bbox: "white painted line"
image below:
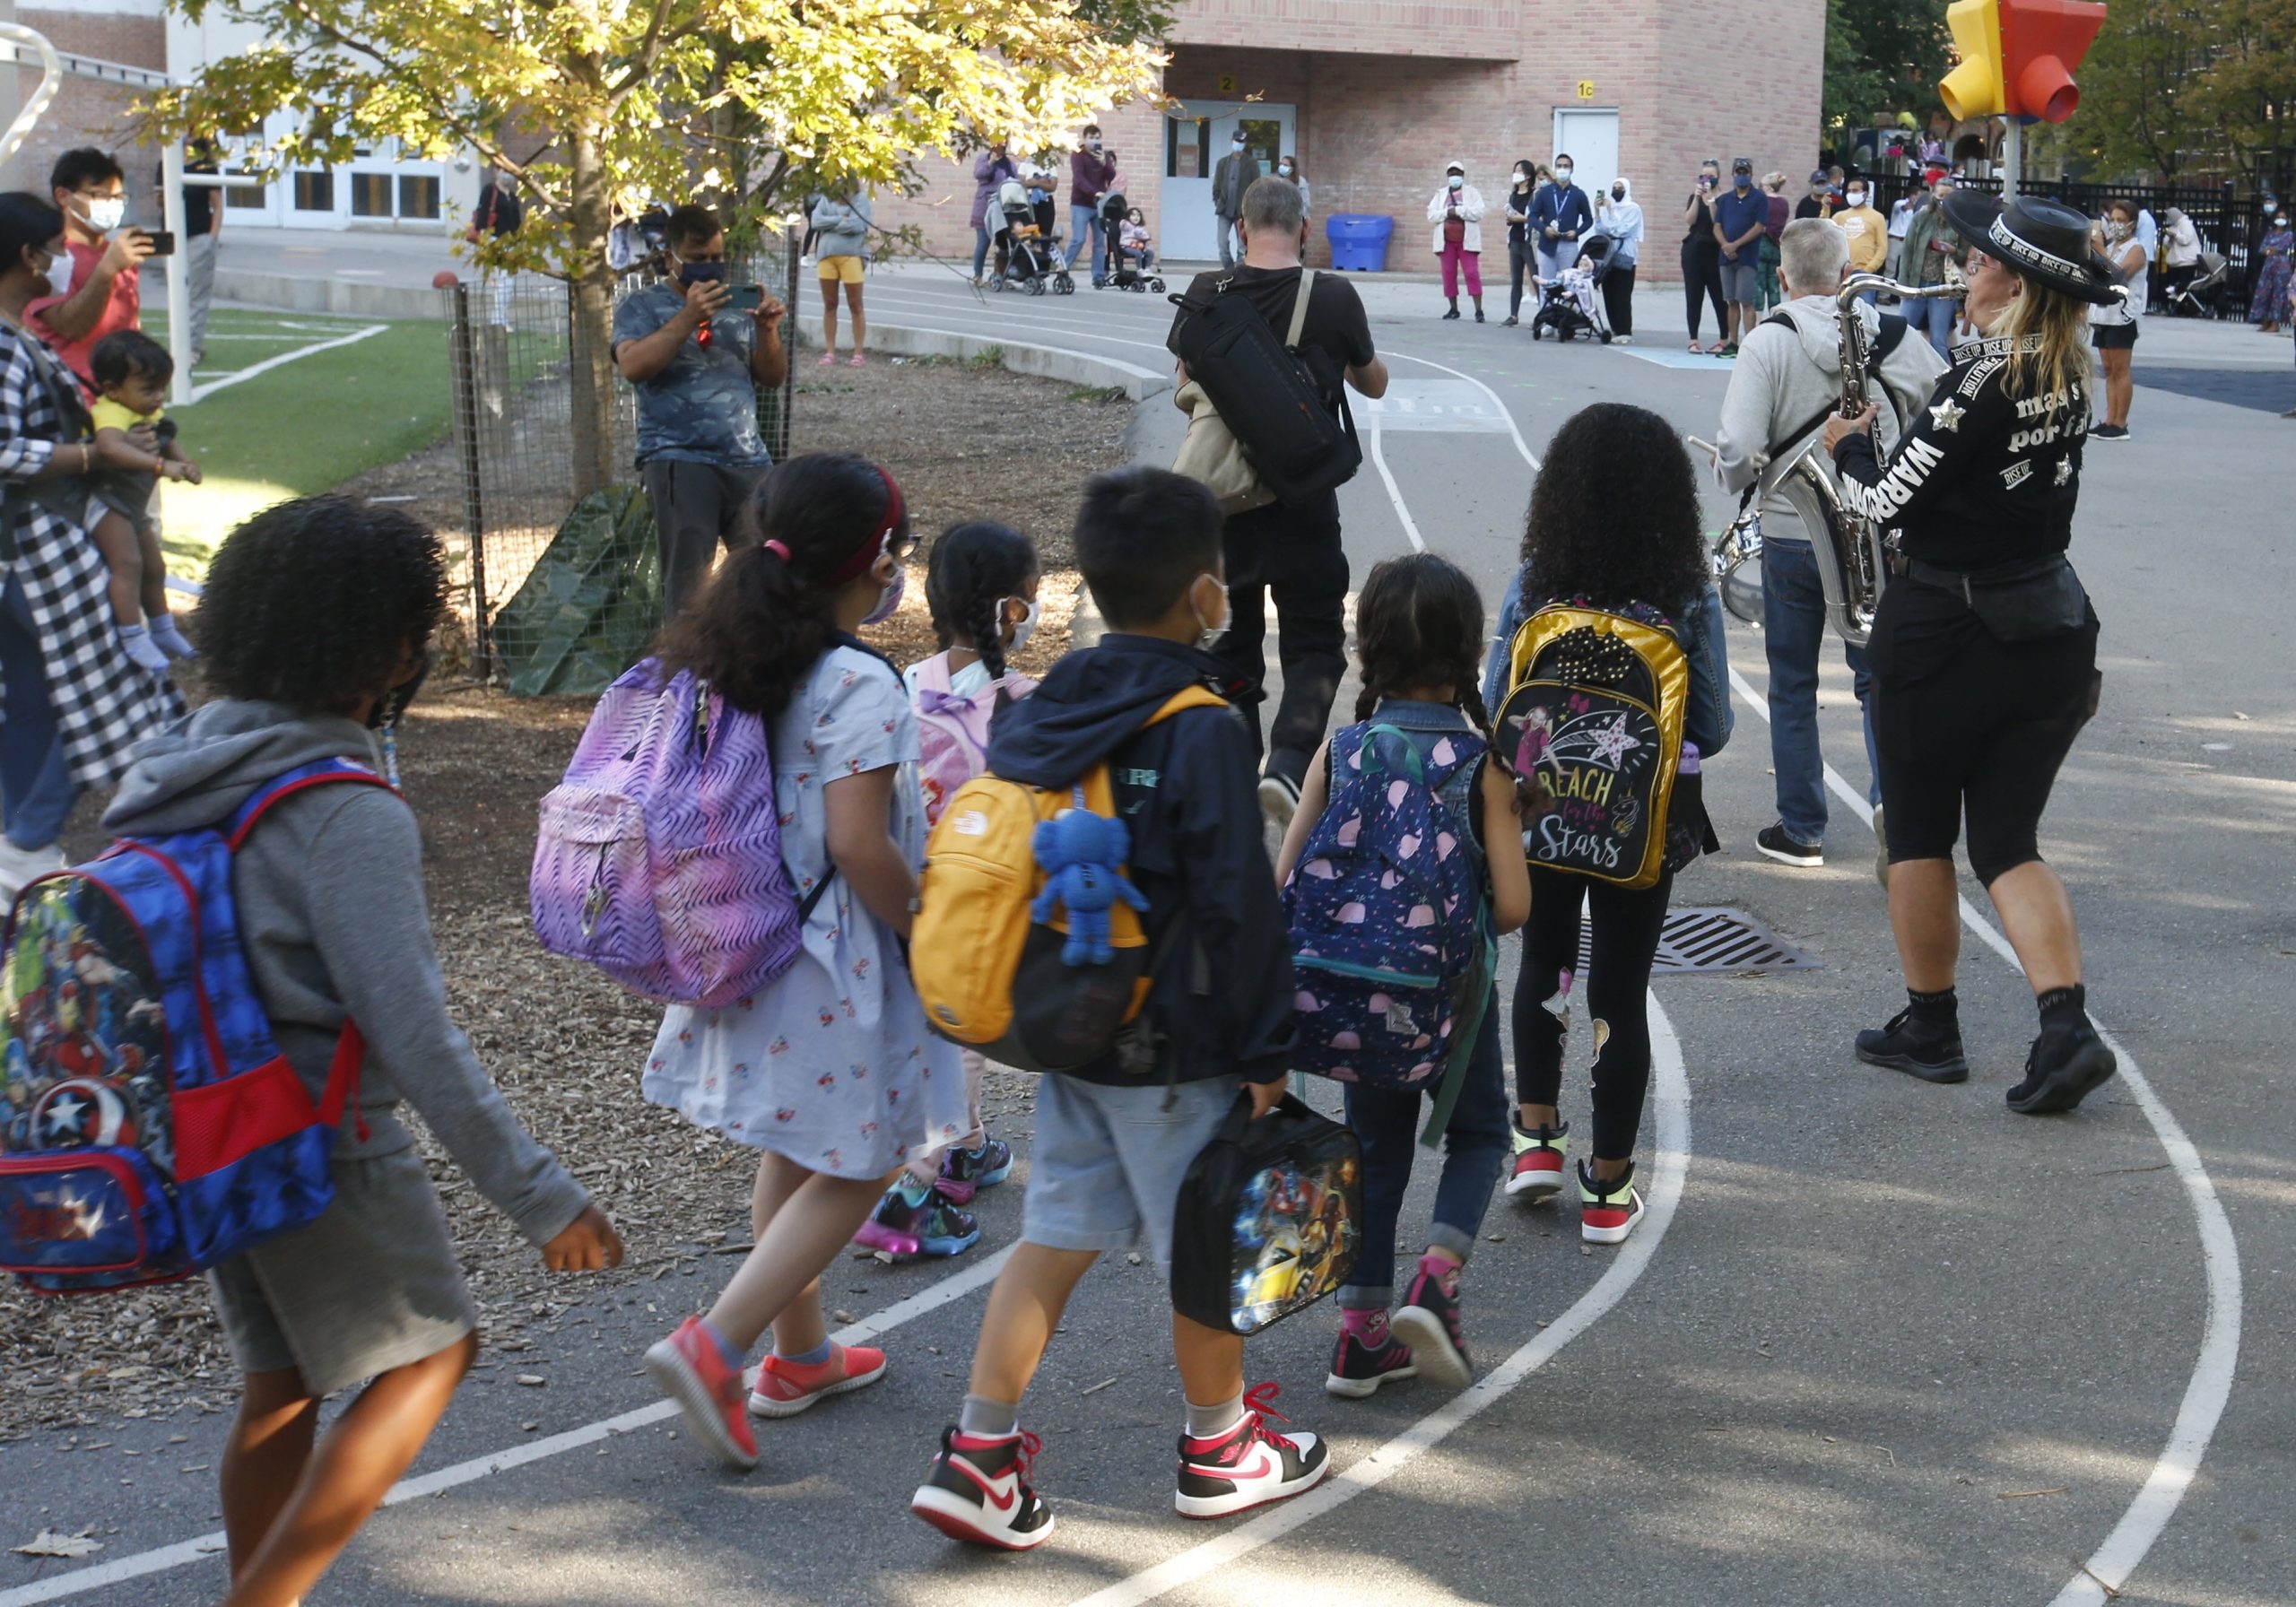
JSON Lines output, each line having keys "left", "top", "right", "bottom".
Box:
{"left": 1065, "top": 995, "right": 1691, "bottom": 1607}
{"left": 0, "top": 1245, "right": 1016, "bottom": 1607}
{"left": 1365, "top": 417, "right": 1425, "bottom": 552}
{"left": 1382, "top": 351, "right": 1543, "bottom": 473}
{"left": 1724, "top": 663, "right": 2243, "bottom": 1607}
{"left": 178, "top": 324, "right": 390, "bottom": 407}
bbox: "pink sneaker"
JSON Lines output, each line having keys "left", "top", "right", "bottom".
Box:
{"left": 748, "top": 1342, "right": 888, "bottom": 1419}
{"left": 644, "top": 1316, "right": 757, "bottom": 1469}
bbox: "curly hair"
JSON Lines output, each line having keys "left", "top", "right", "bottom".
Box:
{"left": 196, "top": 496, "right": 446, "bottom": 712}
{"left": 1352, "top": 552, "right": 1492, "bottom": 738}
{"left": 924, "top": 520, "right": 1038, "bottom": 685}
{"left": 1518, "top": 403, "right": 1709, "bottom": 618}
{"left": 655, "top": 452, "right": 903, "bottom": 717}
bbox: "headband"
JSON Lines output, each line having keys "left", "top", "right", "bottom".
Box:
{"left": 760, "top": 466, "right": 906, "bottom": 586}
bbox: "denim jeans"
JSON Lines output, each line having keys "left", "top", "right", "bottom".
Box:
{"left": 0, "top": 572, "right": 80, "bottom": 851}
{"left": 1069, "top": 205, "right": 1106, "bottom": 282}
{"left": 1337, "top": 991, "right": 1509, "bottom": 1310}
{"left": 972, "top": 224, "right": 993, "bottom": 280}
{"left": 1904, "top": 291, "right": 1956, "bottom": 359}
{"left": 1761, "top": 537, "right": 1879, "bottom": 846}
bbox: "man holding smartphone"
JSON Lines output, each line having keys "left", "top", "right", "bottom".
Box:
{"left": 612, "top": 204, "right": 789, "bottom": 616}
{"left": 30, "top": 148, "right": 152, "bottom": 392}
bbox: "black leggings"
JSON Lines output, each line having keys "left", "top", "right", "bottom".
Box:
{"left": 1513, "top": 866, "right": 1674, "bottom": 1161}
{"left": 1603, "top": 261, "right": 1637, "bottom": 335}
{"left": 1681, "top": 236, "right": 1726, "bottom": 341}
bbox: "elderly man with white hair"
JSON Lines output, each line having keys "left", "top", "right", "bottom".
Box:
{"left": 1713, "top": 217, "right": 1945, "bottom": 877}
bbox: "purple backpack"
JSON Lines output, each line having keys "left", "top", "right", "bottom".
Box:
{"left": 530, "top": 661, "right": 823, "bottom": 1008}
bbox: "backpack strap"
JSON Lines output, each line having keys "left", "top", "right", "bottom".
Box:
{"left": 1283, "top": 269, "right": 1316, "bottom": 352}
{"left": 1143, "top": 685, "right": 1229, "bottom": 727}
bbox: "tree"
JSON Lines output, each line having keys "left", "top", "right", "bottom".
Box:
{"left": 2036, "top": 0, "right": 2292, "bottom": 185}
{"left": 1823, "top": 0, "right": 1952, "bottom": 132}
{"left": 152, "top": 0, "right": 1168, "bottom": 492}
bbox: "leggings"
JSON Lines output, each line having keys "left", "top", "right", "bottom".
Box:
{"left": 1440, "top": 241, "right": 1483, "bottom": 300}
{"left": 1513, "top": 865, "right": 1674, "bottom": 1161}
{"left": 1602, "top": 260, "right": 1637, "bottom": 335}
{"left": 1681, "top": 235, "right": 1726, "bottom": 341}
{"left": 1509, "top": 236, "right": 1534, "bottom": 317}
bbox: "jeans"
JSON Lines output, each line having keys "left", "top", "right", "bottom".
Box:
{"left": 0, "top": 572, "right": 80, "bottom": 851}
{"left": 1069, "top": 205, "right": 1107, "bottom": 282}
{"left": 1514, "top": 866, "right": 1673, "bottom": 1161}
{"left": 972, "top": 224, "right": 993, "bottom": 280}
{"left": 1217, "top": 214, "right": 1239, "bottom": 270}
{"left": 1535, "top": 239, "right": 1581, "bottom": 280}
{"left": 1337, "top": 992, "right": 1509, "bottom": 1310}
{"left": 1904, "top": 291, "right": 1956, "bottom": 359}
{"left": 1761, "top": 537, "right": 1879, "bottom": 846}
{"left": 1508, "top": 236, "right": 1534, "bottom": 317}
{"left": 1756, "top": 238, "right": 1782, "bottom": 311}
{"left": 1209, "top": 492, "right": 1348, "bottom": 780}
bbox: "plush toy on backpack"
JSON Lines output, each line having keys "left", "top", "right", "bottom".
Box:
{"left": 1032, "top": 810, "right": 1145, "bottom": 965}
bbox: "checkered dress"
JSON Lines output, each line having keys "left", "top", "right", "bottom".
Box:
{"left": 0, "top": 320, "right": 184, "bottom": 789}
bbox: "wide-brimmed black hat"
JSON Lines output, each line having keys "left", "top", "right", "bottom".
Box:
{"left": 1943, "top": 191, "right": 2121, "bottom": 306}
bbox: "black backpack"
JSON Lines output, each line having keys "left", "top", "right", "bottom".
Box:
{"left": 1170, "top": 1090, "right": 1361, "bottom": 1335}
{"left": 1167, "top": 271, "right": 1361, "bottom": 507}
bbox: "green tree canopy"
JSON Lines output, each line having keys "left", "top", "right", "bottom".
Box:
{"left": 1823, "top": 0, "right": 1952, "bottom": 132}
{"left": 2036, "top": 0, "right": 2294, "bottom": 185}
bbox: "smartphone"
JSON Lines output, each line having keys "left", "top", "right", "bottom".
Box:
{"left": 726, "top": 283, "right": 764, "bottom": 311}
{"left": 144, "top": 230, "right": 176, "bottom": 256}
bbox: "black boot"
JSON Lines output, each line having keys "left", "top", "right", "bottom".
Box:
{"left": 1855, "top": 1006, "right": 1969, "bottom": 1084}
{"left": 2006, "top": 1022, "right": 2118, "bottom": 1115}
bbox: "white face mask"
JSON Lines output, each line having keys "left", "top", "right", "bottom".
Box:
{"left": 1279, "top": 163, "right": 1293, "bottom": 178}
{"left": 77, "top": 195, "right": 126, "bottom": 234}
{"left": 1845, "top": 190, "right": 1867, "bottom": 207}
{"left": 999, "top": 595, "right": 1040, "bottom": 656}
{"left": 1191, "top": 574, "right": 1231, "bottom": 651}
{"left": 1514, "top": 169, "right": 1530, "bottom": 186}
{"left": 1231, "top": 138, "right": 1246, "bottom": 152}
{"left": 1555, "top": 167, "right": 1573, "bottom": 183}
{"left": 39, "top": 249, "right": 74, "bottom": 299}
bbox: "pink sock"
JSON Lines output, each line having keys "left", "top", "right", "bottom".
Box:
{"left": 1341, "top": 1307, "right": 1389, "bottom": 1342}
{"left": 1418, "top": 1253, "right": 1461, "bottom": 1296}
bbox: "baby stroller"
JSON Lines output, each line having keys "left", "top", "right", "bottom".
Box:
{"left": 2164, "top": 250, "right": 2232, "bottom": 318}
{"left": 1526, "top": 232, "right": 1614, "bottom": 343}
{"left": 1097, "top": 192, "right": 1165, "bottom": 293}
{"left": 993, "top": 178, "right": 1075, "bottom": 296}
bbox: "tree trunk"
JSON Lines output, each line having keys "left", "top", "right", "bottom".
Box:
{"left": 567, "top": 126, "right": 619, "bottom": 500}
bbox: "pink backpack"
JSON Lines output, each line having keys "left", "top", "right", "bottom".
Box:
{"left": 910, "top": 651, "right": 1036, "bottom": 826}
{"left": 530, "top": 660, "right": 822, "bottom": 1008}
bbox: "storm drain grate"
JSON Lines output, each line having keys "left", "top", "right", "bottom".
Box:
{"left": 1571, "top": 906, "right": 1822, "bottom": 979}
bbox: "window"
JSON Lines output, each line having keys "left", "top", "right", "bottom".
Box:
{"left": 397, "top": 174, "right": 441, "bottom": 220}
{"left": 291, "top": 170, "right": 334, "bottom": 212}
{"left": 226, "top": 185, "right": 268, "bottom": 212}
{"left": 350, "top": 173, "right": 393, "bottom": 217}
{"left": 1237, "top": 118, "right": 1282, "bottom": 170}
{"left": 1168, "top": 117, "right": 1211, "bottom": 180}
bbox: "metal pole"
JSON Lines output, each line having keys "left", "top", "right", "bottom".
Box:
{"left": 780, "top": 222, "right": 799, "bottom": 458}
{"left": 159, "top": 139, "right": 191, "bottom": 406}
{"left": 2003, "top": 121, "right": 2022, "bottom": 205}
{"left": 447, "top": 282, "right": 491, "bottom": 679}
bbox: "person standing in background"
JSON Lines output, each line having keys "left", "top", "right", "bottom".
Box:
{"left": 1594, "top": 178, "right": 1642, "bottom": 342}
{"left": 810, "top": 187, "right": 873, "bottom": 368}
{"left": 1068, "top": 126, "right": 1118, "bottom": 288}
{"left": 1213, "top": 132, "right": 1260, "bottom": 272}
{"left": 970, "top": 141, "right": 1018, "bottom": 286}
{"left": 1278, "top": 156, "right": 1309, "bottom": 218}
{"left": 1502, "top": 160, "right": 1537, "bottom": 326}
{"left": 1757, "top": 172, "right": 1791, "bottom": 312}
{"left": 1531, "top": 153, "right": 1593, "bottom": 280}
{"left": 29, "top": 148, "right": 152, "bottom": 391}
{"left": 1886, "top": 183, "right": 1922, "bottom": 282}
{"left": 2090, "top": 199, "right": 2145, "bottom": 440}
{"left": 176, "top": 137, "right": 223, "bottom": 367}
{"left": 1429, "top": 161, "right": 1486, "bottom": 322}
{"left": 2251, "top": 205, "right": 2291, "bottom": 335}
{"left": 1711, "top": 157, "right": 1770, "bottom": 355}
{"left": 1682, "top": 160, "right": 1727, "bottom": 352}
{"left": 1794, "top": 169, "right": 1834, "bottom": 222}
{"left": 1832, "top": 176, "right": 1888, "bottom": 285}
{"left": 1898, "top": 173, "right": 1964, "bottom": 359}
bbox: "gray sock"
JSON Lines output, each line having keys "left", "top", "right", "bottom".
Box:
{"left": 1184, "top": 1392, "right": 1245, "bottom": 1440}
{"left": 960, "top": 1394, "right": 1021, "bottom": 1438}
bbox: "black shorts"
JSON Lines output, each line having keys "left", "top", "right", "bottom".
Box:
{"left": 2092, "top": 322, "right": 2137, "bottom": 351}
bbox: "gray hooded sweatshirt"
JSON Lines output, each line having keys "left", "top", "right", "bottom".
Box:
{"left": 103, "top": 701, "right": 588, "bottom": 1248}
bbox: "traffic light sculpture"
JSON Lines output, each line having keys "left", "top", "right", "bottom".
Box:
{"left": 1940, "top": 0, "right": 2108, "bottom": 123}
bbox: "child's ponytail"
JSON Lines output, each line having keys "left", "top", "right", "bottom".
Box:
{"left": 924, "top": 520, "right": 1039, "bottom": 687}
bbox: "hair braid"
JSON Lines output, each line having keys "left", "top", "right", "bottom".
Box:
{"left": 969, "top": 588, "right": 1009, "bottom": 684}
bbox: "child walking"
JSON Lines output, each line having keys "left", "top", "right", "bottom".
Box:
{"left": 910, "top": 467, "right": 1326, "bottom": 1551}
{"left": 87, "top": 329, "right": 200, "bottom": 673}
{"left": 101, "top": 497, "right": 623, "bottom": 1607}
{"left": 642, "top": 453, "right": 970, "bottom": 1470}
{"left": 1274, "top": 553, "right": 1530, "bottom": 1396}
{"left": 1483, "top": 404, "right": 1732, "bottom": 1243}
{"left": 855, "top": 519, "right": 1042, "bottom": 1257}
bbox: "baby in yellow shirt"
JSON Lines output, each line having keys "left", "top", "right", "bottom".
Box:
{"left": 87, "top": 330, "right": 202, "bottom": 672}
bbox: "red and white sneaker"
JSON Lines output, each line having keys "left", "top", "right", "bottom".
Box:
{"left": 911, "top": 1426, "right": 1057, "bottom": 1551}
{"left": 644, "top": 1316, "right": 758, "bottom": 1469}
{"left": 1578, "top": 1159, "right": 1647, "bottom": 1246}
{"left": 1174, "top": 1383, "right": 1330, "bottom": 1519}
{"left": 1506, "top": 1119, "right": 1569, "bottom": 1202}
{"left": 747, "top": 1341, "right": 888, "bottom": 1418}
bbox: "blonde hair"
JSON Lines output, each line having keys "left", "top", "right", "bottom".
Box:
{"left": 1993, "top": 274, "right": 2092, "bottom": 418}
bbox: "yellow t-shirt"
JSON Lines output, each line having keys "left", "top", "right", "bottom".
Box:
{"left": 90, "top": 397, "right": 161, "bottom": 435}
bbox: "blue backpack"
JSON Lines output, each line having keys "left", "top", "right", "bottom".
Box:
{"left": 1283, "top": 721, "right": 1492, "bottom": 1132}
{"left": 0, "top": 761, "right": 383, "bottom": 1294}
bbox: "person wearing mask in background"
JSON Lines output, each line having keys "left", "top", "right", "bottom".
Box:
{"left": 1757, "top": 172, "right": 1791, "bottom": 313}
{"left": 2090, "top": 199, "right": 2145, "bottom": 440}
{"left": 1794, "top": 169, "right": 1834, "bottom": 223}
{"left": 2252, "top": 206, "right": 2292, "bottom": 335}
{"left": 1898, "top": 173, "right": 1964, "bottom": 359}
{"left": 1826, "top": 165, "right": 1849, "bottom": 207}
{"left": 1278, "top": 156, "right": 1310, "bottom": 218}
{"left": 1886, "top": 182, "right": 1924, "bottom": 282}
{"left": 809, "top": 187, "right": 874, "bottom": 368}
{"left": 1711, "top": 157, "right": 1770, "bottom": 355}
{"left": 1593, "top": 178, "right": 1642, "bottom": 342}
{"left": 1069, "top": 125, "right": 1118, "bottom": 288}
{"left": 970, "top": 141, "right": 1019, "bottom": 286}
{"left": 1021, "top": 155, "right": 1060, "bottom": 250}
{"left": 28, "top": 148, "right": 152, "bottom": 392}
{"left": 2158, "top": 206, "right": 2202, "bottom": 307}
{"left": 1832, "top": 176, "right": 1888, "bottom": 294}
{"left": 1429, "top": 161, "right": 1486, "bottom": 322}
{"left": 1682, "top": 160, "right": 1728, "bottom": 352}
{"left": 1502, "top": 160, "right": 1538, "bottom": 326}
{"left": 1530, "top": 152, "right": 1593, "bottom": 280}
{"left": 1213, "top": 131, "right": 1260, "bottom": 272}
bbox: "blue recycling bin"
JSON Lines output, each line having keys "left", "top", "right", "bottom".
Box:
{"left": 1326, "top": 213, "right": 1395, "bottom": 272}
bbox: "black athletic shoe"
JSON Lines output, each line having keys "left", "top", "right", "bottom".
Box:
{"left": 2006, "top": 1023, "right": 2118, "bottom": 1115}
{"left": 911, "top": 1426, "right": 1057, "bottom": 1550}
{"left": 1442, "top": 307, "right": 1462, "bottom": 320}
{"left": 1756, "top": 823, "right": 1823, "bottom": 868}
{"left": 1501, "top": 315, "right": 1520, "bottom": 326}
{"left": 1474, "top": 308, "right": 1486, "bottom": 323}
{"left": 1174, "top": 1384, "right": 1328, "bottom": 1519}
{"left": 1855, "top": 1008, "right": 1970, "bottom": 1084}
{"left": 2092, "top": 423, "right": 2131, "bottom": 440}
{"left": 1390, "top": 1260, "right": 1471, "bottom": 1389}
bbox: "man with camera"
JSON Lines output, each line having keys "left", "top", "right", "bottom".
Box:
{"left": 29, "top": 148, "right": 154, "bottom": 392}
{"left": 612, "top": 204, "right": 788, "bottom": 617}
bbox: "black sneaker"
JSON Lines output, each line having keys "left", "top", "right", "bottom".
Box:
{"left": 2006, "top": 1023, "right": 2118, "bottom": 1115}
{"left": 1441, "top": 307, "right": 1461, "bottom": 320}
{"left": 1855, "top": 1007, "right": 1970, "bottom": 1084}
{"left": 1756, "top": 823, "right": 1823, "bottom": 868}
{"left": 1174, "top": 1384, "right": 1328, "bottom": 1519}
{"left": 911, "top": 1426, "right": 1057, "bottom": 1550}
{"left": 2092, "top": 423, "right": 2130, "bottom": 440}
{"left": 1501, "top": 315, "right": 1520, "bottom": 326}
{"left": 1474, "top": 308, "right": 1486, "bottom": 323}
{"left": 1390, "top": 1261, "right": 1471, "bottom": 1389}
{"left": 1326, "top": 1317, "right": 1417, "bottom": 1399}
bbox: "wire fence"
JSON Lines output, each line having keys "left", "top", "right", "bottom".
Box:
{"left": 446, "top": 231, "right": 803, "bottom": 693}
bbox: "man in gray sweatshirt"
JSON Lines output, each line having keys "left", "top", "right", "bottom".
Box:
{"left": 1714, "top": 217, "right": 1944, "bottom": 872}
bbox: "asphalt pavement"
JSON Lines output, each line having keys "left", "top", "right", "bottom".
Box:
{"left": 5, "top": 258, "right": 2292, "bottom": 1607}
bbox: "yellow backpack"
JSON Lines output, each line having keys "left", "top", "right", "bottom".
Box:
{"left": 910, "top": 687, "right": 1225, "bottom": 1073}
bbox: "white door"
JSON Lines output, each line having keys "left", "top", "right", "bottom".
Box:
{"left": 1552, "top": 109, "right": 1621, "bottom": 207}
{"left": 1161, "top": 102, "right": 1295, "bottom": 263}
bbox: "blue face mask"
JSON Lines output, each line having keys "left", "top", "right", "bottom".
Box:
{"left": 1448, "top": 175, "right": 1464, "bottom": 191}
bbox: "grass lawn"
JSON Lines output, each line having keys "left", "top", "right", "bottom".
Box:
{"left": 142, "top": 308, "right": 450, "bottom": 573}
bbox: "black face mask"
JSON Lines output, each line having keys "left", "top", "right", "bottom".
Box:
{"left": 370, "top": 652, "right": 433, "bottom": 731}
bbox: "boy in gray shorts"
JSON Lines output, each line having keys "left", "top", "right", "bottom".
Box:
{"left": 910, "top": 467, "right": 1328, "bottom": 1551}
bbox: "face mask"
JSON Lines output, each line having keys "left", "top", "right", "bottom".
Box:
{"left": 1514, "top": 170, "right": 1530, "bottom": 185}
{"left": 369, "top": 652, "right": 434, "bottom": 786}
{"left": 1735, "top": 173, "right": 1752, "bottom": 189}
{"left": 39, "top": 249, "right": 73, "bottom": 299}
{"left": 2105, "top": 220, "right": 2132, "bottom": 242}
{"left": 678, "top": 258, "right": 726, "bottom": 287}
{"left": 1191, "top": 574, "right": 1231, "bottom": 652}
{"left": 1448, "top": 175, "right": 1464, "bottom": 191}
{"left": 1845, "top": 191, "right": 1866, "bottom": 207}
{"left": 1231, "top": 138, "right": 1246, "bottom": 151}
{"left": 1612, "top": 187, "right": 1626, "bottom": 203}
{"left": 999, "top": 595, "right": 1040, "bottom": 655}
{"left": 860, "top": 558, "right": 907, "bottom": 627}
{"left": 2277, "top": 219, "right": 2290, "bottom": 230}
{"left": 77, "top": 196, "right": 126, "bottom": 234}
{"left": 1555, "top": 167, "right": 1573, "bottom": 183}
{"left": 1279, "top": 163, "right": 1293, "bottom": 178}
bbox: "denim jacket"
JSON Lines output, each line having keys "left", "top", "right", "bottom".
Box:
{"left": 1481, "top": 566, "right": 1734, "bottom": 759}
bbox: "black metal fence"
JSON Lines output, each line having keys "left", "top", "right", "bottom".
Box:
{"left": 446, "top": 231, "right": 803, "bottom": 691}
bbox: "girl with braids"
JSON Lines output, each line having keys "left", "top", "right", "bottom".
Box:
{"left": 851, "top": 521, "right": 1042, "bottom": 1259}
{"left": 1274, "top": 552, "right": 1530, "bottom": 1399}
{"left": 1482, "top": 403, "right": 1731, "bottom": 1245}
{"left": 641, "top": 453, "right": 970, "bottom": 1472}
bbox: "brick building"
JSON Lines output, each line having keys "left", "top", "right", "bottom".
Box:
{"left": 876, "top": 0, "right": 1828, "bottom": 280}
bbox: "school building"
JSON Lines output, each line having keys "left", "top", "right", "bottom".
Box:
{"left": 877, "top": 0, "right": 1829, "bottom": 278}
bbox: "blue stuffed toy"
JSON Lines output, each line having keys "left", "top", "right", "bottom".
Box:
{"left": 1031, "top": 809, "right": 1148, "bottom": 966}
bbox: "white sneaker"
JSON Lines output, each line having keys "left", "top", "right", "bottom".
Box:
{"left": 1612, "top": 334, "right": 1633, "bottom": 345}
{"left": 0, "top": 839, "right": 65, "bottom": 904}
{"left": 1257, "top": 772, "right": 1301, "bottom": 834}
